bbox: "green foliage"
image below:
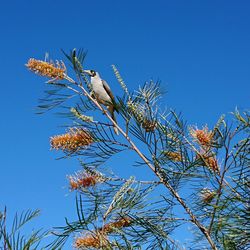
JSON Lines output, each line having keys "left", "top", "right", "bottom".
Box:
{"left": 49, "top": 168, "right": 177, "bottom": 249}
{"left": 0, "top": 208, "right": 47, "bottom": 250}
{"left": 27, "top": 49, "right": 249, "bottom": 250}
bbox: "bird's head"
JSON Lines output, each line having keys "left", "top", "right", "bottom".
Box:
{"left": 84, "top": 69, "right": 97, "bottom": 77}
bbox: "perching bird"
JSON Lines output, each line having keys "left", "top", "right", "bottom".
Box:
{"left": 84, "top": 69, "right": 119, "bottom": 134}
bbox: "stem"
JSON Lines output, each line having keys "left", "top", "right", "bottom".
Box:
{"left": 208, "top": 170, "right": 226, "bottom": 234}
{"left": 64, "top": 75, "right": 218, "bottom": 250}
{"left": 161, "top": 179, "right": 217, "bottom": 249}
{"left": 3, "top": 207, "right": 7, "bottom": 250}
{"left": 208, "top": 131, "right": 231, "bottom": 234}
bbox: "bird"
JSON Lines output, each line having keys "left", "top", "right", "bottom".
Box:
{"left": 83, "top": 69, "right": 119, "bottom": 134}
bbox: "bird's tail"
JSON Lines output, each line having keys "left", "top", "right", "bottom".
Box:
{"left": 109, "top": 107, "right": 119, "bottom": 135}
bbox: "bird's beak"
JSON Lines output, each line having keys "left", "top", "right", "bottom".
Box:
{"left": 83, "top": 70, "right": 91, "bottom": 76}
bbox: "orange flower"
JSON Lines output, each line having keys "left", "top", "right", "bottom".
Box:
{"left": 164, "top": 151, "right": 182, "bottom": 162}
{"left": 189, "top": 125, "right": 213, "bottom": 146}
{"left": 69, "top": 179, "right": 79, "bottom": 190}
{"left": 205, "top": 156, "right": 219, "bottom": 172}
{"left": 142, "top": 119, "right": 157, "bottom": 132}
{"left": 69, "top": 171, "right": 102, "bottom": 190}
{"left": 74, "top": 217, "right": 131, "bottom": 248}
{"left": 102, "top": 217, "right": 131, "bottom": 234}
{"left": 74, "top": 233, "right": 108, "bottom": 249}
{"left": 50, "top": 128, "right": 93, "bottom": 152}
{"left": 26, "top": 58, "right": 66, "bottom": 79}
{"left": 196, "top": 153, "right": 219, "bottom": 173}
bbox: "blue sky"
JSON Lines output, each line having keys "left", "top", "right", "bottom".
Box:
{"left": 0, "top": 0, "right": 249, "bottom": 248}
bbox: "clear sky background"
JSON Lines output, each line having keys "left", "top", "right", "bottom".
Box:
{"left": 0, "top": 0, "right": 249, "bottom": 248}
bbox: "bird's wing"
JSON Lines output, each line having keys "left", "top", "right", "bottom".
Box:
{"left": 102, "top": 80, "right": 119, "bottom": 112}
{"left": 102, "top": 80, "right": 115, "bottom": 103}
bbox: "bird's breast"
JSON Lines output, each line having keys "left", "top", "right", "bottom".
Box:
{"left": 91, "top": 79, "right": 111, "bottom": 103}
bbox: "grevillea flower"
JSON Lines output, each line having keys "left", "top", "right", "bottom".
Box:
{"left": 102, "top": 217, "right": 131, "bottom": 234}
{"left": 200, "top": 188, "right": 216, "bottom": 203}
{"left": 26, "top": 58, "right": 66, "bottom": 79}
{"left": 127, "top": 100, "right": 145, "bottom": 123}
{"left": 74, "top": 233, "right": 108, "bottom": 249}
{"left": 70, "top": 108, "right": 94, "bottom": 123}
{"left": 189, "top": 125, "right": 213, "bottom": 146}
{"left": 74, "top": 217, "right": 131, "bottom": 249}
{"left": 163, "top": 151, "right": 182, "bottom": 162}
{"left": 50, "top": 128, "right": 93, "bottom": 152}
{"left": 142, "top": 119, "right": 157, "bottom": 132}
{"left": 196, "top": 153, "right": 219, "bottom": 173}
{"left": 205, "top": 156, "right": 219, "bottom": 172}
{"left": 68, "top": 171, "right": 103, "bottom": 190}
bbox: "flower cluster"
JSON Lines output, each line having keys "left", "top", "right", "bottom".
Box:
{"left": 68, "top": 171, "right": 103, "bottom": 190}
{"left": 74, "top": 217, "right": 131, "bottom": 249}
{"left": 190, "top": 126, "right": 220, "bottom": 173}
{"left": 196, "top": 153, "right": 219, "bottom": 173}
{"left": 70, "top": 107, "right": 94, "bottom": 123}
{"left": 127, "top": 101, "right": 157, "bottom": 132}
{"left": 142, "top": 119, "right": 157, "bottom": 132}
{"left": 127, "top": 100, "right": 145, "bottom": 123}
{"left": 26, "top": 58, "right": 66, "bottom": 79}
{"left": 204, "top": 156, "right": 219, "bottom": 172}
{"left": 74, "top": 233, "right": 108, "bottom": 249}
{"left": 163, "top": 151, "right": 182, "bottom": 162}
{"left": 200, "top": 188, "right": 216, "bottom": 203}
{"left": 189, "top": 125, "right": 213, "bottom": 147}
{"left": 50, "top": 128, "right": 93, "bottom": 152}
{"left": 112, "top": 65, "right": 129, "bottom": 96}
{"left": 102, "top": 217, "right": 131, "bottom": 234}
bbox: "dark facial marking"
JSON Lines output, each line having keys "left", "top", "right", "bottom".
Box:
{"left": 90, "top": 70, "right": 96, "bottom": 77}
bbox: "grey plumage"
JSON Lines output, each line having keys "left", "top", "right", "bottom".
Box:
{"left": 84, "top": 69, "right": 119, "bottom": 134}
